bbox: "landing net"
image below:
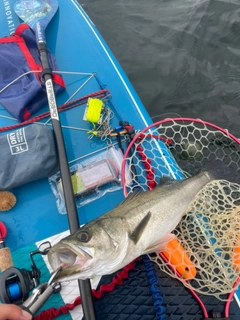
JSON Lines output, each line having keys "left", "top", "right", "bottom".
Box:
{"left": 122, "top": 118, "right": 240, "bottom": 300}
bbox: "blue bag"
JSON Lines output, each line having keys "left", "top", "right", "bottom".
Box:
{"left": 0, "top": 23, "right": 65, "bottom": 122}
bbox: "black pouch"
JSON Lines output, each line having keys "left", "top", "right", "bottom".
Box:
{"left": 0, "top": 124, "right": 59, "bottom": 190}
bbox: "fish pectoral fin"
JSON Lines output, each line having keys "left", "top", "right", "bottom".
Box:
{"left": 143, "top": 233, "right": 175, "bottom": 254}
{"left": 129, "top": 211, "right": 152, "bottom": 245}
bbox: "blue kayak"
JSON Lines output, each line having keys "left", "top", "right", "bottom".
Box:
{"left": 1, "top": 2, "right": 238, "bottom": 319}
{"left": 0, "top": 0, "right": 178, "bottom": 252}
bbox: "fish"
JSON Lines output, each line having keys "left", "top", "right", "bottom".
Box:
{"left": 47, "top": 160, "right": 237, "bottom": 281}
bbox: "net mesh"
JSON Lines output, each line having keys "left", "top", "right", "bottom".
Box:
{"left": 150, "top": 180, "right": 240, "bottom": 300}
{"left": 123, "top": 118, "right": 240, "bottom": 196}
{"left": 122, "top": 118, "right": 240, "bottom": 300}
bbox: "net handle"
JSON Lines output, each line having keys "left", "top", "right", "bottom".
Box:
{"left": 121, "top": 117, "right": 240, "bottom": 196}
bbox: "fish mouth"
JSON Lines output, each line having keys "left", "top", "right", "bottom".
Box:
{"left": 48, "top": 242, "right": 93, "bottom": 279}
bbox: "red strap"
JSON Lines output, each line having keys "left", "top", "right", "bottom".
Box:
{"left": 15, "top": 23, "right": 30, "bottom": 36}
{"left": 0, "top": 24, "right": 30, "bottom": 44}
{"left": 0, "top": 35, "right": 22, "bottom": 43}
{"left": 16, "top": 23, "right": 65, "bottom": 88}
{"left": 52, "top": 73, "right": 66, "bottom": 88}
{"left": 17, "top": 40, "right": 42, "bottom": 75}
{"left": 23, "top": 109, "right": 32, "bottom": 121}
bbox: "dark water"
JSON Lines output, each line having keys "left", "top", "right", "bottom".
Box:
{"left": 79, "top": 0, "right": 240, "bottom": 137}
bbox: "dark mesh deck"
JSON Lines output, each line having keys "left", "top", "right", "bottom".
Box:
{"left": 93, "top": 257, "right": 240, "bottom": 320}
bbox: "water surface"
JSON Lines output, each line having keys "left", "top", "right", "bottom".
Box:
{"left": 79, "top": 0, "right": 240, "bottom": 136}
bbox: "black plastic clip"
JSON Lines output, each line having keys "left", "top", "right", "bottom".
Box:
{"left": 204, "top": 311, "right": 230, "bottom": 320}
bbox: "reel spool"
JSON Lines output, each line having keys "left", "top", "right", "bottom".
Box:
{"left": 0, "top": 241, "right": 51, "bottom": 304}
{"left": 122, "top": 118, "right": 240, "bottom": 300}
{"left": 0, "top": 267, "right": 39, "bottom": 304}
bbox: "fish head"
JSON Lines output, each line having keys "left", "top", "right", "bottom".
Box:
{"left": 47, "top": 217, "right": 128, "bottom": 280}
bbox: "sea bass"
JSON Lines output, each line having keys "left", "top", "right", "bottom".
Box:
{"left": 47, "top": 161, "right": 234, "bottom": 281}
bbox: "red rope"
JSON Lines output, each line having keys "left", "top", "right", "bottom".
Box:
{"left": 34, "top": 259, "right": 138, "bottom": 320}
{"left": 0, "top": 89, "right": 110, "bottom": 132}
{"left": 136, "top": 134, "right": 157, "bottom": 190}
{"left": 145, "top": 134, "right": 172, "bottom": 145}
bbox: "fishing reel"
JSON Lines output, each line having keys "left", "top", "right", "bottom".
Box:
{"left": 0, "top": 241, "right": 51, "bottom": 305}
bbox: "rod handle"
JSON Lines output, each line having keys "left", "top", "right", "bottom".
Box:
{"left": 38, "top": 42, "right": 52, "bottom": 77}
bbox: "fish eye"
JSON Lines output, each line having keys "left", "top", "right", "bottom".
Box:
{"left": 77, "top": 231, "right": 91, "bottom": 242}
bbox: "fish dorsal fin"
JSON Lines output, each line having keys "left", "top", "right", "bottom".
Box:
{"left": 143, "top": 233, "right": 175, "bottom": 254}
{"left": 129, "top": 211, "right": 152, "bottom": 244}
{"left": 158, "top": 176, "right": 175, "bottom": 187}
{"left": 117, "top": 189, "right": 143, "bottom": 206}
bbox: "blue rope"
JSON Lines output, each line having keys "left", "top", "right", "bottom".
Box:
{"left": 143, "top": 255, "right": 166, "bottom": 320}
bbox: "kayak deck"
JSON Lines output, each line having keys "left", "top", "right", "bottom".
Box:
{"left": 1, "top": 2, "right": 238, "bottom": 320}
{"left": 0, "top": 0, "right": 179, "bottom": 252}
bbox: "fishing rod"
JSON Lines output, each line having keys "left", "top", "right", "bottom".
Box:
{"left": 14, "top": 1, "right": 96, "bottom": 319}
